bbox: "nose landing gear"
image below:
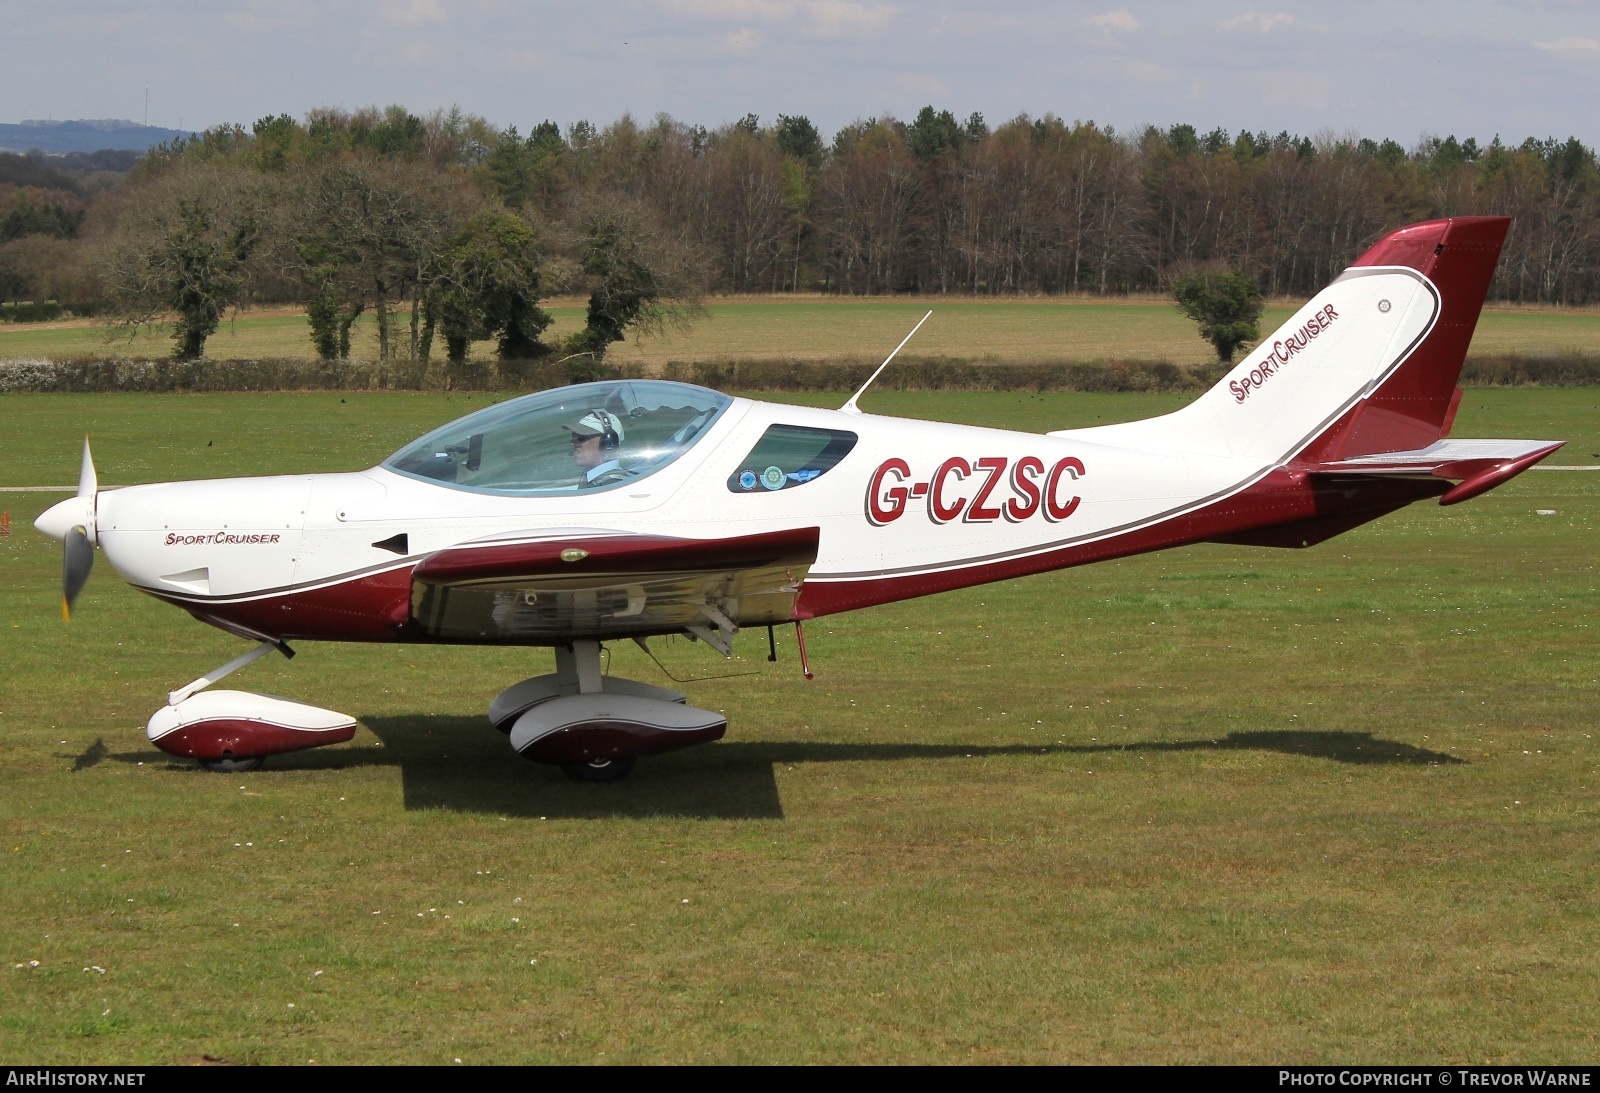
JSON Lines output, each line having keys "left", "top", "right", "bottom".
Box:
{"left": 148, "top": 642, "right": 357, "bottom": 771}
{"left": 199, "top": 755, "right": 266, "bottom": 774}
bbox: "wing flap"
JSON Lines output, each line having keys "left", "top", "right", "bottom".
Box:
{"left": 410, "top": 527, "right": 819, "bottom": 642}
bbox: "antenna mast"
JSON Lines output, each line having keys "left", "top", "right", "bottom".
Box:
{"left": 840, "top": 310, "right": 932, "bottom": 415}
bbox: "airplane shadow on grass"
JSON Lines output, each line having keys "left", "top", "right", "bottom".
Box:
{"left": 93, "top": 720, "right": 1463, "bottom": 822}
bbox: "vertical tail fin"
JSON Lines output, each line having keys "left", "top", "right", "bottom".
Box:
{"left": 1095, "top": 217, "right": 1511, "bottom": 467}
{"left": 1301, "top": 216, "right": 1509, "bottom": 461}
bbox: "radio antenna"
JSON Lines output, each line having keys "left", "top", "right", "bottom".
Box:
{"left": 840, "top": 309, "right": 932, "bottom": 414}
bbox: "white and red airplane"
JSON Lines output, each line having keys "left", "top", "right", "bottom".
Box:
{"left": 35, "top": 216, "right": 1561, "bottom": 781}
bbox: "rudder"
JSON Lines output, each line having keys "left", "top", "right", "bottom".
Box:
{"left": 1301, "top": 216, "right": 1509, "bottom": 461}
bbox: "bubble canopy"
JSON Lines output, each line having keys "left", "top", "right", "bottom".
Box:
{"left": 383, "top": 381, "right": 733, "bottom": 495}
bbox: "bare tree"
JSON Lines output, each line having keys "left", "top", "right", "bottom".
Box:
{"left": 98, "top": 162, "right": 265, "bottom": 359}
{"left": 559, "top": 192, "right": 708, "bottom": 361}
{"left": 286, "top": 158, "right": 479, "bottom": 360}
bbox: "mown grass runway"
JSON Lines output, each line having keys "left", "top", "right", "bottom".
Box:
{"left": 4, "top": 296, "right": 1600, "bottom": 366}
{"left": 0, "top": 390, "right": 1596, "bottom": 1063}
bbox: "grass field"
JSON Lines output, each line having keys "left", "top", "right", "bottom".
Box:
{"left": 1, "top": 390, "right": 1596, "bottom": 1063}
{"left": 4, "top": 295, "right": 1600, "bottom": 366}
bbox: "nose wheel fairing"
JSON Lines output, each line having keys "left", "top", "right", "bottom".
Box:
{"left": 147, "top": 690, "right": 357, "bottom": 764}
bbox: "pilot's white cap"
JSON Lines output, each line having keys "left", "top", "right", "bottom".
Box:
{"left": 563, "top": 409, "right": 624, "bottom": 443}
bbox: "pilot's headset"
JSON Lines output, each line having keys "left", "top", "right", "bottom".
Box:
{"left": 590, "top": 410, "right": 622, "bottom": 452}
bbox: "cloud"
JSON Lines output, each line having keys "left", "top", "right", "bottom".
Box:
{"left": 804, "top": 0, "right": 893, "bottom": 35}
{"left": 224, "top": 2, "right": 322, "bottom": 33}
{"left": 723, "top": 27, "right": 767, "bottom": 53}
{"left": 378, "top": 0, "right": 446, "bottom": 28}
{"left": 1534, "top": 36, "right": 1600, "bottom": 53}
{"left": 1091, "top": 10, "right": 1139, "bottom": 33}
{"left": 498, "top": 46, "right": 556, "bottom": 72}
{"left": 1220, "top": 12, "right": 1299, "bottom": 33}
{"left": 662, "top": 0, "right": 893, "bottom": 36}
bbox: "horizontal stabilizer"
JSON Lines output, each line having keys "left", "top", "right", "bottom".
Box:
{"left": 1299, "top": 438, "right": 1564, "bottom": 505}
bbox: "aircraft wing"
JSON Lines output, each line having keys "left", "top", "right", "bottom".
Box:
{"left": 409, "top": 526, "right": 820, "bottom": 644}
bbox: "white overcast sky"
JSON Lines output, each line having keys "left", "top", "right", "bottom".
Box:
{"left": 4, "top": 1, "right": 1598, "bottom": 146}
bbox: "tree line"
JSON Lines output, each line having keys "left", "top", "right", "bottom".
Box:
{"left": 1, "top": 104, "right": 1596, "bottom": 362}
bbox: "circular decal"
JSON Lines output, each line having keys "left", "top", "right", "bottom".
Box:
{"left": 1377, "top": 299, "right": 1391, "bottom": 313}
{"left": 760, "top": 466, "right": 787, "bottom": 490}
{"left": 738, "top": 470, "right": 758, "bottom": 491}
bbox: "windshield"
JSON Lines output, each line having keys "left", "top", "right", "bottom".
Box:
{"left": 383, "top": 381, "right": 733, "bottom": 494}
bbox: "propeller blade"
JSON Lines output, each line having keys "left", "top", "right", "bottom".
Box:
{"left": 62, "top": 525, "right": 93, "bottom": 622}
{"left": 77, "top": 437, "right": 97, "bottom": 500}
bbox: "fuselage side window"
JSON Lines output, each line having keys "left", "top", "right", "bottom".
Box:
{"left": 727, "top": 425, "right": 859, "bottom": 493}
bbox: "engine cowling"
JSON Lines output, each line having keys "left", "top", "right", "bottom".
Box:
{"left": 147, "top": 690, "right": 357, "bottom": 762}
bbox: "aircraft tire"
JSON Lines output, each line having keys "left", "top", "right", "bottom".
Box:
{"left": 562, "top": 754, "right": 636, "bottom": 783}
{"left": 199, "top": 756, "right": 265, "bottom": 773}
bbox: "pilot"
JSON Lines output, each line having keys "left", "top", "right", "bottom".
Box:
{"left": 564, "top": 409, "right": 634, "bottom": 488}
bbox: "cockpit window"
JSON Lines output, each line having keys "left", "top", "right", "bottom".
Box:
{"left": 727, "top": 425, "right": 858, "bottom": 493}
{"left": 384, "top": 380, "right": 732, "bottom": 494}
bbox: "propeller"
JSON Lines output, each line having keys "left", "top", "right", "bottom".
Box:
{"left": 35, "top": 439, "right": 98, "bottom": 622}
{"left": 62, "top": 524, "right": 93, "bottom": 621}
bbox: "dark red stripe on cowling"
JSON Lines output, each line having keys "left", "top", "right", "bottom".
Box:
{"left": 150, "top": 565, "right": 415, "bottom": 643}
{"left": 412, "top": 526, "right": 820, "bottom": 584}
{"left": 795, "top": 470, "right": 1446, "bottom": 618}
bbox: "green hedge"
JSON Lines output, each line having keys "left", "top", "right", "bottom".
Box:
{"left": 3, "top": 352, "right": 1597, "bottom": 394}
{"left": 0, "top": 301, "right": 63, "bottom": 323}
{"left": 0, "top": 355, "right": 641, "bottom": 393}
{"left": 658, "top": 356, "right": 1220, "bottom": 392}
{"left": 1458, "top": 354, "right": 1600, "bottom": 386}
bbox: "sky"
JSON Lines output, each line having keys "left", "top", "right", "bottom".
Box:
{"left": 3, "top": 0, "right": 1598, "bottom": 147}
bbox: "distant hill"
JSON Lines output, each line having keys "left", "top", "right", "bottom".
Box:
{"left": 0, "top": 119, "right": 193, "bottom": 155}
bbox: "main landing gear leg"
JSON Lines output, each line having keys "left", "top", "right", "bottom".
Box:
{"left": 556, "top": 641, "right": 633, "bottom": 783}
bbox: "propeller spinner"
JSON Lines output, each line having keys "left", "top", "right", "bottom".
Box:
{"left": 34, "top": 439, "right": 99, "bottom": 621}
